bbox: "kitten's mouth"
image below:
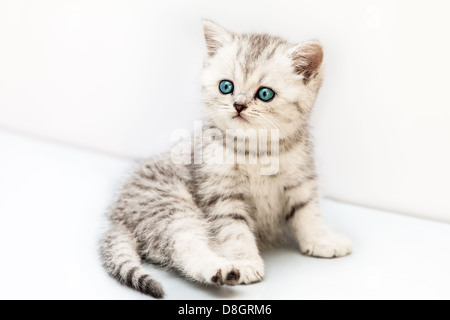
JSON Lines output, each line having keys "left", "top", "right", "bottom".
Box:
{"left": 232, "top": 114, "right": 249, "bottom": 123}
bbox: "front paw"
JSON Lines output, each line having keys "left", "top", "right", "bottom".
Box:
{"left": 198, "top": 259, "right": 241, "bottom": 286}
{"left": 231, "top": 257, "right": 265, "bottom": 285}
{"left": 299, "top": 231, "right": 352, "bottom": 258}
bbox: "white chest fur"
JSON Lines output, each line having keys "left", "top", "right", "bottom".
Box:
{"left": 244, "top": 164, "right": 288, "bottom": 245}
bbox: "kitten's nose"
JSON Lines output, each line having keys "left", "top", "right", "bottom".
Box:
{"left": 234, "top": 102, "right": 247, "bottom": 113}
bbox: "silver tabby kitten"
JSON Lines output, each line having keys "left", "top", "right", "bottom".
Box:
{"left": 101, "top": 20, "right": 352, "bottom": 298}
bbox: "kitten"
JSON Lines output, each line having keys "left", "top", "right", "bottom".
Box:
{"left": 101, "top": 20, "right": 352, "bottom": 298}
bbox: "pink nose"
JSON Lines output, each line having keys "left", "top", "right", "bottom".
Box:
{"left": 234, "top": 103, "right": 247, "bottom": 113}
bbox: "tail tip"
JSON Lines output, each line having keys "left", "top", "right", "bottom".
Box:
{"left": 142, "top": 279, "right": 165, "bottom": 299}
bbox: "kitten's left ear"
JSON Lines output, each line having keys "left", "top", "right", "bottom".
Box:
{"left": 290, "top": 42, "right": 324, "bottom": 84}
{"left": 202, "top": 19, "right": 233, "bottom": 57}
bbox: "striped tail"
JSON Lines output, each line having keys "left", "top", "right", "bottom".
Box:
{"left": 100, "top": 224, "right": 164, "bottom": 298}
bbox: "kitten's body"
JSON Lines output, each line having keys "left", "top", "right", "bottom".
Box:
{"left": 101, "top": 20, "right": 352, "bottom": 298}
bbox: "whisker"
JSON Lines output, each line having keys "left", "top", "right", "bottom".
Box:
{"left": 250, "top": 111, "right": 279, "bottom": 129}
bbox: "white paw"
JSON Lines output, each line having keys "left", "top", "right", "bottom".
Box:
{"left": 300, "top": 231, "right": 352, "bottom": 258}
{"left": 232, "top": 258, "right": 265, "bottom": 285}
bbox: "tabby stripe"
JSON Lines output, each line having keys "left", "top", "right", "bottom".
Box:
{"left": 138, "top": 171, "right": 156, "bottom": 180}
{"left": 114, "top": 260, "right": 134, "bottom": 277}
{"left": 283, "top": 175, "right": 317, "bottom": 191}
{"left": 222, "top": 140, "right": 258, "bottom": 156}
{"left": 266, "top": 45, "right": 278, "bottom": 60}
{"left": 129, "top": 182, "right": 175, "bottom": 196}
{"left": 205, "top": 194, "right": 220, "bottom": 207}
{"left": 138, "top": 274, "right": 150, "bottom": 290}
{"left": 102, "top": 238, "right": 132, "bottom": 248}
{"left": 133, "top": 209, "right": 175, "bottom": 227}
{"left": 280, "top": 127, "right": 304, "bottom": 152}
{"left": 129, "top": 182, "right": 152, "bottom": 191}
{"left": 286, "top": 200, "right": 311, "bottom": 221}
{"left": 204, "top": 193, "right": 245, "bottom": 207}
{"left": 136, "top": 203, "right": 182, "bottom": 214}
{"left": 125, "top": 266, "right": 139, "bottom": 285}
{"left": 294, "top": 101, "right": 307, "bottom": 116}
{"left": 305, "top": 174, "right": 318, "bottom": 181}
{"left": 283, "top": 182, "right": 302, "bottom": 192}
{"left": 209, "top": 213, "right": 249, "bottom": 226}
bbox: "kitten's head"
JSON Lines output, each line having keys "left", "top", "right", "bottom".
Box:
{"left": 201, "top": 20, "right": 323, "bottom": 137}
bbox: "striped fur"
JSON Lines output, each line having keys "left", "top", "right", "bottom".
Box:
{"left": 101, "top": 20, "right": 351, "bottom": 298}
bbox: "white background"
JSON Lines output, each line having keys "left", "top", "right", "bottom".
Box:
{"left": 1, "top": 0, "right": 449, "bottom": 223}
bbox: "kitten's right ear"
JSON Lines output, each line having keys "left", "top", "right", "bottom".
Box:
{"left": 202, "top": 19, "right": 233, "bottom": 57}
{"left": 290, "top": 41, "right": 324, "bottom": 85}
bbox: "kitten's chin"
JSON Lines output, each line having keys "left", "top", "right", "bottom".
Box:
{"left": 226, "top": 114, "right": 254, "bottom": 129}
{"left": 211, "top": 114, "right": 255, "bottom": 131}
{"left": 232, "top": 114, "right": 250, "bottom": 124}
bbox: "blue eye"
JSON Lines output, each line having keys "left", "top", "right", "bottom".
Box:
{"left": 219, "top": 80, "right": 234, "bottom": 94}
{"left": 257, "top": 87, "right": 275, "bottom": 102}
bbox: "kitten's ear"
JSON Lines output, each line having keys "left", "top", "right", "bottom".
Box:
{"left": 291, "top": 42, "right": 324, "bottom": 84}
{"left": 202, "top": 19, "right": 233, "bottom": 57}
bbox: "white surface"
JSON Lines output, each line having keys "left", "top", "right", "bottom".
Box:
{"left": 0, "top": 129, "right": 449, "bottom": 300}
{"left": 0, "top": 1, "right": 449, "bottom": 223}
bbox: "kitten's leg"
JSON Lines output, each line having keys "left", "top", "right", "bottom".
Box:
{"left": 209, "top": 210, "right": 264, "bottom": 285}
{"left": 284, "top": 178, "right": 352, "bottom": 258}
{"left": 200, "top": 185, "right": 264, "bottom": 284}
{"left": 167, "top": 211, "right": 242, "bottom": 286}
{"left": 122, "top": 160, "right": 241, "bottom": 286}
{"left": 192, "top": 161, "right": 263, "bottom": 284}
{"left": 136, "top": 202, "right": 241, "bottom": 286}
